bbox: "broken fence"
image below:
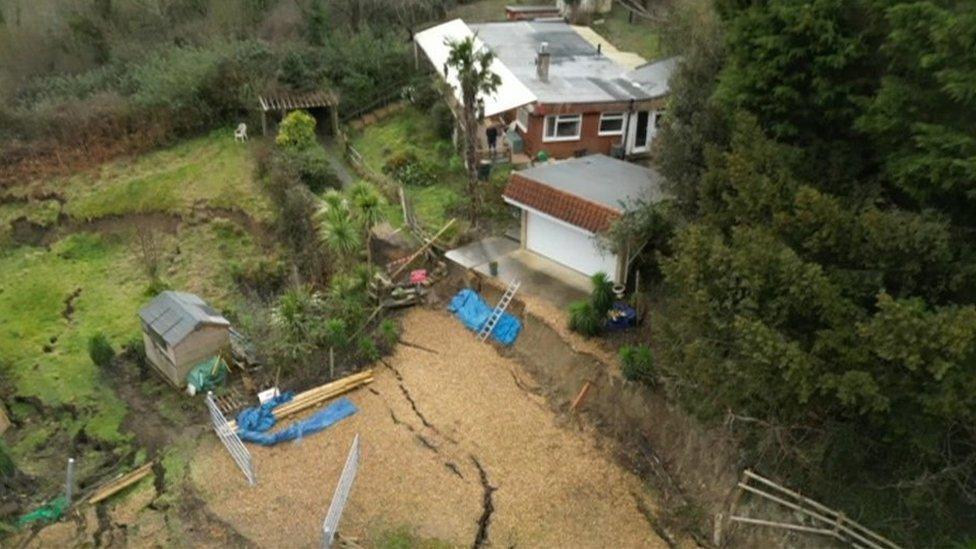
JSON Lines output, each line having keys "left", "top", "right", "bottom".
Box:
{"left": 206, "top": 391, "right": 256, "bottom": 486}
{"left": 322, "top": 434, "right": 361, "bottom": 549}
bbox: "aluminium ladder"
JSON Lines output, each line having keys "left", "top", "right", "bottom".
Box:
{"left": 477, "top": 278, "right": 521, "bottom": 343}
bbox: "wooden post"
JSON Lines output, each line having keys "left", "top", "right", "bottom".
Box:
{"left": 65, "top": 458, "right": 75, "bottom": 503}
{"left": 261, "top": 110, "right": 267, "bottom": 137}
{"left": 389, "top": 218, "right": 456, "bottom": 279}
{"left": 329, "top": 347, "right": 335, "bottom": 380}
{"left": 330, "top": 101, "right": 340, "bottom": 137}
{"left": 570, "top": 380, "right": 593, "bottom": 413}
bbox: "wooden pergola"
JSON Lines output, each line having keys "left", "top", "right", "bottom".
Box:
{"left": 258, "top": 90, "right": 339, "bottom": 136}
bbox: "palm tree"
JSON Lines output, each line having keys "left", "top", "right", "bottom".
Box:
{"left": 317, "top": 202, "right": 362, "bottom": 270}
{"left": 444, "top": 35, "right": 501, "bottom": 222}
{"left": 350, "top": 181, "right": 385, "bottom": 269}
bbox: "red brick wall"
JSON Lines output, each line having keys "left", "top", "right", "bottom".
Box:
{"left": 516, "top": 98, "right": 667, "bottom": 159}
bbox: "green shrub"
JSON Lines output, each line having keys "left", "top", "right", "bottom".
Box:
{"left": 276, "top": 147, "right": 340, "bottom": 193}
{"left": 379, "top": 319, "right": 399, "bottom": 348}
{"left": 0, "top": 441, "right": 15, "bottom": 479}
{"left": 88, "top": 333, "right": 116, "bottom": 369}
{"left": 590, "top": 272, "right": 615, "bottom": 316}
{"left": 229, "top": 256, "right": 287, "bottom": 297}
{"left": 382, "top": 151, "right": 435, "bottom": 187}
{"left": 276, "top": 110, "right": 317, "bottom": 149}
{"left": 619, "top": 344, "right": 655, "bottom": 384}
{"left": 568, "top": 301, "right": 602, "bottom": 337}
{"left": 145, "top": 278, "right": 172, "bottom": 296}
{"left": 431, "top": 101, "right": 455, "bottom": 140}
{"left": 357, "top": 336, "right": 380, "bottom": 362}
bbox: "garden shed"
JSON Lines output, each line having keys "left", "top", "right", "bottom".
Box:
{"left": 138, "top": 291, "right": 231, "bottom": 387}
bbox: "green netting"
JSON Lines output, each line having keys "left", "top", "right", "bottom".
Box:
{"left": 186, "top": 356, "right": 228, "bottom": 394}
{"left": 17, "top": 496, "right": 67, "bottom": 527}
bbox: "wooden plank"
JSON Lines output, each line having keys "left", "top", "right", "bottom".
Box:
{"left": 389, "top": 218, "right": 456, "bottom": 279}
{"left": 743, "top": 471, "right": 901, "bottom": 548}
{"left": 729, "top": 515, "right": 840, "bottom": 538}
{"left": 570, "top": 380, "right": 593, "bottom": 412}
{"left": 87, "top": 462, "right": 155, "bottom": 504}
{"left": 226, "top": 370, "right": 374, "bottom": 432}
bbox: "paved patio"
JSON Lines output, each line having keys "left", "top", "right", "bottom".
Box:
{"left": 446, "top": 237, "right": 590, "bottom": 308}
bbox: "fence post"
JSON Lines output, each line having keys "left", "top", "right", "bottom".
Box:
{"left": 65, "top": 457, "right": 75, "bottom": 503}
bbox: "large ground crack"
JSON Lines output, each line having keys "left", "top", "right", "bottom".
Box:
{"left": 62, "top": 288, "right": 82, "bottom": 320}
{"left": 470, "top": 456, "right": 496, "bottom": 549}
{"left": 398, "top": 383, "right": 435, "bottom": 430}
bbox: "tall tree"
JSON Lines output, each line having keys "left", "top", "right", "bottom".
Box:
{"left": 443, "top": 35, "right": 500, "bottom": 222}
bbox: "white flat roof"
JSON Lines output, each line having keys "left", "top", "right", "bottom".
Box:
{"left": 415, "top": 19, "right": 537, "bottom": 117}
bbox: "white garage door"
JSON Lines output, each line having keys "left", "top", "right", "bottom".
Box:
{"left": 525, "top": 211, "right": 618, "bottom": 281}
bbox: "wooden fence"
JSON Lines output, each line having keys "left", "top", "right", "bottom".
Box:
{"left": 726, "top": 469, "right": 901, "bottom": 549}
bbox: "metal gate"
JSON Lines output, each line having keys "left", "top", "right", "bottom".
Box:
{"left": 322, "top": 434, "right": 361, "bottom": 548}
{"left": 206, "top": 391, "right": 256, "bottom": 486}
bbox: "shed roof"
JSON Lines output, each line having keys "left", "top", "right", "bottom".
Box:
{"left": 258, "top": 91, "right": 337, "bottom": 112}
{"left": 138, "top": 291, "right": 230, "bottom": 347}
{"left": 469, "top": 21, "right": 654, "bottom": 104}
{"left": 414, "top": 19, "right": 537, "bottom": 117}
{"left": 503, "top": 154, "right": 667, "bottom": 233}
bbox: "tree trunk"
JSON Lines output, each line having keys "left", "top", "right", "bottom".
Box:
{"left": 462, "top": 89, "right": 480, "bottom": 224}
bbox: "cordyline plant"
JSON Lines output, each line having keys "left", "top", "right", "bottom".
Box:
{"left": 443, "top": 35, "right": 501, "bottom": 222}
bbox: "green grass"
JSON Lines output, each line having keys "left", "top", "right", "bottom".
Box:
{"left": 592, "top": 6, "right": 664, "bottom": 61}
{"left": 350, "top": 107, "right": 512, "bottom": 238}
{"left": 374, "top": 526, "right": 454, "bottom": 549}
{"left": 0, "top": 233, "right": 141, "bottom": 444}
{"left": 26, "top": 129, "right": 271, "bottom": 223}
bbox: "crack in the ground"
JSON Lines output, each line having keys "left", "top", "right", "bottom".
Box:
{"left": 62, "top": 288, "right": 82, "bottom": 320}
{"left": 367, "top": 387, "right": 380, "bottom": 395}
{"left": 398, "top": 339, "right": 439, "bottom": 354}
{"left": 388, "top": 410, "right": 415, "bottom": 432}
{"left": 415, "top": 434, "right": 439, "bottom": 454}
{"left": 470, "top": 456, "right": 496, "bottom": 549}
{"left": 444, "top": 461, "right": 464, "bottom": 479}
{"left": 398, "top": 382, "right": 435, "bottom": 431}
{"left": 380, "top": 358, "right": 403, "bottom": 381}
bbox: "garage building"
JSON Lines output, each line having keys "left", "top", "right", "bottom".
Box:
{"left": 502, "top": 154, "right": 667, "bottom": 284}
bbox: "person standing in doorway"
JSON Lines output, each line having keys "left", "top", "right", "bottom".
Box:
{"left": 486, "top": 124, "right": 499, "bottom": 159}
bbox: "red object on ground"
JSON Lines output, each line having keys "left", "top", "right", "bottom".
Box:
{"left": 410, "top": 269, "right": 428, "bottom": 284}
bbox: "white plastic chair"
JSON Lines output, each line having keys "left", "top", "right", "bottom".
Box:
{"left": 234, "top": 123, "right": 248, "bottom": 143}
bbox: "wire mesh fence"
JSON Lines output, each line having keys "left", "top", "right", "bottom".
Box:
{"left": 206, "top": 391, "right": 256, "bottom": 486}
{"left": 322, "top": 434, "right": 361, "bottom": 549}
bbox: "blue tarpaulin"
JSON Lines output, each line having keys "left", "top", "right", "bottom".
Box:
{"left": 447, "top": 288, "right": 522, "bottom": 345}
{"left": 236, "top": 391, "right": 294, "bottom": 433}
{"left": 237, "top": 396, "right": 358, "bottom": 446}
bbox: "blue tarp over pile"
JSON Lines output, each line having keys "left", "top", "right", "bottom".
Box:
{"left": 236, "top": 395, "right": 357, "bottom": 446}
{"left": 236, "top": 391, "right": 294, "bottom": 433}
{"left": 447, "top": 288, "right": 522, "bottom": 345}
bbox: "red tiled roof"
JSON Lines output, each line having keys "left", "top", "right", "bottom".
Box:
{"left": 502, "top": 172, "right": 622, "bottom": 233}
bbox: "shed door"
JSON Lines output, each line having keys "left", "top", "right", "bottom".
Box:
{"left": 525, "top": 211, "right": 618, "bottom": 281}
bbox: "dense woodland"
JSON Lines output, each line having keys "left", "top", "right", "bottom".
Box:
{"left": 2, "top": 0, "right": 975, "bottom": 545}
{"left": 619, "top": 0, "right": 976, "bottom": 544}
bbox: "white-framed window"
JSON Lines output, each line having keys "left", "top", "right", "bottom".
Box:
{"left": 543, "top": 114, "right": 582, "bottom": 142}
{"left": 516, "top": 107, "right": 530, "bottom": 131}
{"left": 598, "top": 112, "right": 625, "bottom": 136}
{"left": 654, "top": 109, "right": 665, "bottom": 129}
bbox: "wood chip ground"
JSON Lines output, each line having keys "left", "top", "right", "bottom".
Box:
{"left": 191, "top": 307, "right": 666, "bottom": 548}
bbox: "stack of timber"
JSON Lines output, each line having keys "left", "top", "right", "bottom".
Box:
{"left": 226, "top": 370, "right": 374, "bottom": 432}
{"left": 87, "top": 462, "right": 155, "bottom": 504}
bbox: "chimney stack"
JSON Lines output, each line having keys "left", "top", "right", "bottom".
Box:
{"left": 536, "top": 42, "right": 550, "bottom": 82}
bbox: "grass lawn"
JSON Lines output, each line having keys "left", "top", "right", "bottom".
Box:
{"left": 349, "top": 106, "right": 512, "bottom": 239}
{"left": 0, "top": 132, "right": 272, "bottom": 479}
{"left": 14, "top": 129, "right": 271, "bottom": 223}
{"left": 591, "top": 5, "right": 664, "bottom": 61}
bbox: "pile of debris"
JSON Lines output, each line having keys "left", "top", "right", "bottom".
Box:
{"left": 369, "top": 219, "right": 455, "bottom": 309}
